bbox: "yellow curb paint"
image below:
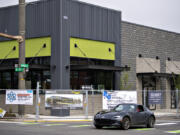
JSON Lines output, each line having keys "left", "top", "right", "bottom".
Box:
{"left": 44, "top": 124, "right": 66, "bottom": 126}
{"left": 20, "top": 122, "right": 40, "bottom": 125}
{"left": 23, "top": 120, "right": 92, "bottom": 123}
{"left": 70, "top": 125, "right": 91, "bottom": 127}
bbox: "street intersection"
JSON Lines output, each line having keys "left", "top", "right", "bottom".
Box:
{"left": 0, "top": 119, "right": 180, "bottom": 135}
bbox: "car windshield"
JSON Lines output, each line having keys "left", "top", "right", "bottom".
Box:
{"left": 113, "top": 104, "right": 135, "bottom": 112}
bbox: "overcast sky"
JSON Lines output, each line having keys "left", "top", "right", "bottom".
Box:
{"left": 0, "top": 0, "right": 180, "bottom": 33}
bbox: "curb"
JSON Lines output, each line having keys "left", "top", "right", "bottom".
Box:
{"left": 23, "top": 119, "right": 93, "bottom": 123}
{"left": 0, "top": 119, "right": 93, "bottom": 123}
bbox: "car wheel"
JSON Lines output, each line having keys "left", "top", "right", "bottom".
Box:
{"left": 147, "top": 116, "right": 155, "bottom": 128}
{"left": 121, "top": 117, "right": 130, "bottom": 130}
{"left": 94, "top": 124, "right": 103, "bottom": 129}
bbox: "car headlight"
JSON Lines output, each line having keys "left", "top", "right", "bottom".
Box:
{"left": 94, "top": 113, "right": 100, "bottom": 118}
{"left": 113, "top": 116, "right": 123, "bottom": 120}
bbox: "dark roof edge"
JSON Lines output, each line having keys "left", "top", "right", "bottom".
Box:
{"left": 71, "top": 0, "right": 121, "bottom": 13}
{"left": 0, "top": 0, "right": 121, "bottom": 13}
{"left": 0, "top": 4, "right": 17, "bottom": 9}
{"left": 0, "top": 0, "right": 42, "bottom": 9}
{"left": 122, "top": 20, "right": 180, "bottom": 35}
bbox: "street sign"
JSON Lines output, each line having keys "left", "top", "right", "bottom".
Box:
{"left": 21, "top": 64, "right": 29, "bottom": 68}
{"left": 15, "top": 67, "right": 24, "bottom": 72}
{"left": 15, "top": 64, "right": 19, "bottom": 68}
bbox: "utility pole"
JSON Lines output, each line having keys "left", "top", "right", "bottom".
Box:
{"left": 18, "top": 0, "right": 26, "bottom": 116}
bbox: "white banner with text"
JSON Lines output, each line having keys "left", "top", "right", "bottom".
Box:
{"left": 6, "top": 90, "right": 33, "bottom": 105}
{"left": 103, "top": 91, "right": 137, "bottom": 110}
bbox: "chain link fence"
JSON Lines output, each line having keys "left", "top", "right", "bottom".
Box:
{"left": 0, "top": 89, "right": 180, "bottom": 119}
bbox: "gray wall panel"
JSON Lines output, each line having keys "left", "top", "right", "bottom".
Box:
{"left": 69, "top": 2, "right": 80, "bottom": 37}
{"left": 101, "top": 9, "right": 108, "bottom": 41}
{"left": 0, "top": 7, "right": 18, "bottom": 40}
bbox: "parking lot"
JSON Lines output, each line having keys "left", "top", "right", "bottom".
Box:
{"left": 0, "top": 119, "right": 180, "bottom": 135}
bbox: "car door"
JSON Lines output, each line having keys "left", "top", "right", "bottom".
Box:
{"left": 134, "top": 105, "right": 147, "bottom": 125}
{"left": 127, "top": 105, "right": 137, "bottom": 125}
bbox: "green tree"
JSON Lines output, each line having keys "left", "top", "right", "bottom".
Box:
{"left": 120, "top": 72, "right": 132, "bottom": 90}
{"left": 174, "top": 75, "right": 180, "bottom": 90}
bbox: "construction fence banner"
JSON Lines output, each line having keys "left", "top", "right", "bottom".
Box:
{"left": 6, "top": 90, "right": 33, "bottom": 105}
{"left": 148, "top": 90, "right": 163, "bottom": 104}
{"left": 103, "top": 91, "right": 137, "bottom": 110}
{"left": 45, "top": 91, "right": 83, "bottom": 109}
{"left": 0, "top": 108, "right": 6, "bottom": 118}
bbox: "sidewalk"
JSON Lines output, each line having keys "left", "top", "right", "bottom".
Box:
{"left": 154, "top": 112, "right": 180, "bottom": 120}
{"left": 22, "top": 114, "right": 93, "bottom": 122}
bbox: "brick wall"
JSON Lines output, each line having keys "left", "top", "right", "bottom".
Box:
{"left": 121, "top": 21, "right": 180, "bottom": 90}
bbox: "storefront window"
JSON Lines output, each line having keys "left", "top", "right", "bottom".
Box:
{"left": 0, "top": 57, "right": 50, "bottom": 89}
{"left": 70, "top": 57, "right": 114, "bottom": 90}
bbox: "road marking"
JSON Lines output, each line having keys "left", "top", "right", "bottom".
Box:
{"left": 0, "top": 121, "right": 23, "bottom": 124}
{"left": 70, "top": 125, "right": 91, "bottom": 127}
{"left": 19, "top": 122, "right": 40, "bottom": 125}
{"left": 24, "top": 120, "right": 92, "bottom": 123}
{"left": 44, "top": 124, "right": 67, "bottom": 126}
{"left": 136, "top": 128, "right": 155, "bottom": 131}
{"left": 166, "top": 130, "right": 180, "bottom": 134}
{"left": 155, "top": 123, "right": 177, "bottom": 126}
{"left": 103, "top": 126, "right": 116, "bottom": 128}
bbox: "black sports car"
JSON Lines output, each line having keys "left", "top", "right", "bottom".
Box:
{"left": 93, "top": 103, "right": 155, "bottom": 130}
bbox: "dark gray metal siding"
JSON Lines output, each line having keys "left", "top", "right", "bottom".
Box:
{"left": 0, "top": 6, "right": 18, "bottom": 39}
{"left": 62, "top": 0, "right": 121, "bottom": 89}
{"left": 0, "top": 0, "right": 121, "bottom": 89}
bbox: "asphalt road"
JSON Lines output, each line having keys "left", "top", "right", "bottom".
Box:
{"left": 0, "top": 119, "right": 180, "bottom": 135}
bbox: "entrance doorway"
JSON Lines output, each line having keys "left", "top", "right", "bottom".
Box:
{"left": 142, "top": 76, "right": 157, "bottom": 110}
{"left": 170, "top": 78, "right": 177, "bottom": 109}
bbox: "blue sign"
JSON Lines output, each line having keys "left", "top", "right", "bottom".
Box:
{"left": 103, "top": 91, "right": 111, "bottom": 100}
{"left": 7, "top": 91, "right": 16, "bottom": 102}
{"left": 148, "top": 91, "right": 163, "bottom": 104}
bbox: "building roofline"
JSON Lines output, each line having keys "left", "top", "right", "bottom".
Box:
{"left": 122, "top": 20, "right": 180, "bottom": 35}
{"left": 0, "top": 0, "right": 121, "bottom": 13}
{"left": 71, "top": 0, "right": 121, "bottom": 13}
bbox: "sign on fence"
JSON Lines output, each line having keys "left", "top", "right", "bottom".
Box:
{"left": 103, "top": 91, "right": 137, "bottom": 110}
{"left": 6, "top": 90, "right": 33, "bottom": 105}
{"left": 0, "top": 108, "right": 6, "bottom": 118}
{"left": 45, "top": 91, "right": 83, "bottom": 109}
{"left": 148, "top": 90, "right": 163, "bottom": 104}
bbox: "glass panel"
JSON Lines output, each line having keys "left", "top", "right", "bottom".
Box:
{"left": 70, "top": 57, "right": 114, "bottom": 90}
{"left": 70, "top": 57, "right": 114, "bottom": 66}
{"left": 1, "top": 72, "right": 11, "bottom": 89}
{"left": 43, "top": 71, "right": 51, "bottom": 89}
{"left": 70, "top": 70, "right": 114, "bottom": 90}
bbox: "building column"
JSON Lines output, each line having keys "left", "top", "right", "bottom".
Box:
{"left": 136, "top": 76, "right": 143, "bottom": 104}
